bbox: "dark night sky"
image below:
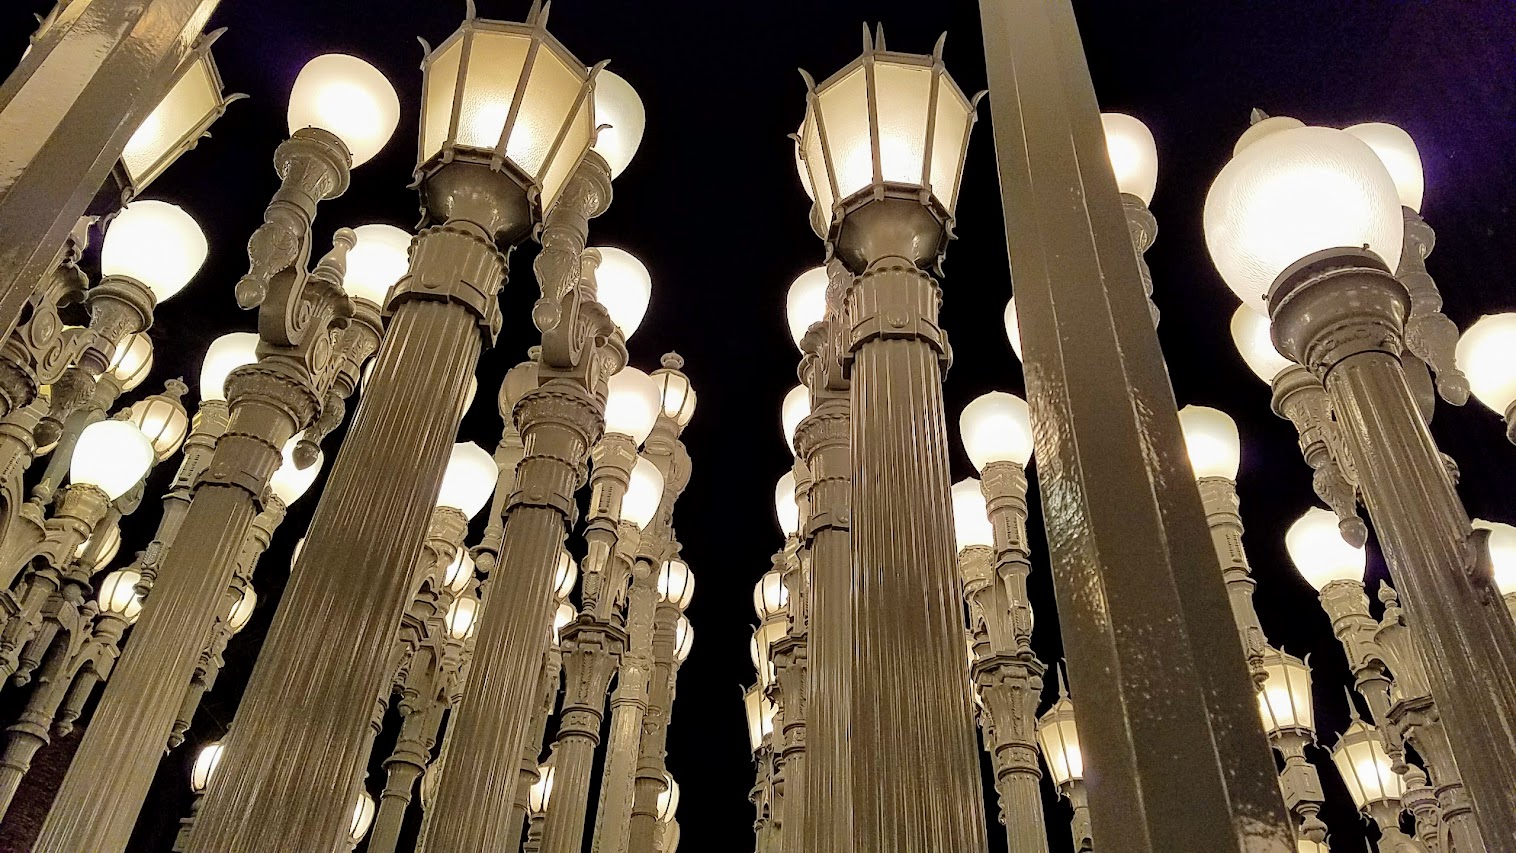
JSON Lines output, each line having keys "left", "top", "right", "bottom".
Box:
{"left": 3, "top": 1, "right": 1516, "bottom": 851}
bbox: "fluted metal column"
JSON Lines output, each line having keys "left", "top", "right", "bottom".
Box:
{"left": 591, "top": 567, "right": 656, "bottom": 852}
{"left": 508, "top": 617, "right": 565, "bottom": 853}
{"left": 367, "top": 702, "right": 444, "bottom": 853}
{"left": 627, "top": 600, "right": 679, "bottom": 853}
{"left": 539, "top": 621, "right": 624, "bottom": 853}
{"left": 977, "top": 1, "right": 1295, "bottom": 848}
{"left": 1270, "top": 249, "right": 1516, "bottom": 847}
{"left": 841, "top": 224, "right": 988, "bottom": 852}
{"left": 796, "top": 320, "right": 852, "bottom": 853}
{"left": 36, "top": 358, "right": 316, "bottom": 852}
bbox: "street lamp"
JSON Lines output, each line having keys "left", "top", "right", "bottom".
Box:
{"left": 781, "top": 386, "right": 809, "bottom": 456}
{"left": 785, "top": 267, "right": 828, "bottom": 349}
{"left": 97, "top": 568, "right": 146, "bottom": 625}
{"left": 1331, "top": 717, "right": 1411, "bottom": 843}
{"left": 348, "top": 790, "right": 376, "bottom": 850}
{"left": 197, "top": 333, "right": 260, "bottom": 403}
{"left": 1207, "top": 116, "right": 1516, "bottom": 838}
{"left": 593, "top": 248, "right": 652, "bottom": 339}
{"left": 622, "top": 457, "right": 666, "bottom": 531}
{"left": 657, "top": 557, "right": 695, "bottom": 611}
{"left": 773, "top": 472, "right": 798, "bottom": 539}
{"left": 125, "top": 381, "right": 191, "bottom": 463}
{"left": 1455, "top": 313, "right": 1516, "bottom": 443}
{"left": 1256, "top": 646, "right": 1329, "bottom": 844}
{"left": 1036, "top": 678, "right": 1090, "bottom": 853}
{"left": 605, "top": 368, "right": 662, "bottom": 447}
{"left": 1473, "top": 520, "right": 1516, "bottom": 619}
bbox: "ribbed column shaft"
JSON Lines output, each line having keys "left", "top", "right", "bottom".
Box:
{"left": 540, "top": 630, "right": 621, "bottom": 853}
{"left": 592, "top": 572, "right": 656, "bottom": 852}
{"left": 0, "top": 651, "right": 71, "bottom": 819}
{"left": 422, "top": 379, "right": 600, "bottom": 853}
{"left": 627, "top": 604, "right": 678, "bottom": 853}
{"left": 37, "top": 388, "right": 300, "bottom": 853}
{"left": 366, "top": 703, "right": 444, "bottom": 853}
{"left": 846, "top": 257, "right": 988, "bottom": 853}
{"left": 185, "top": 301, "right": 479, "bottom": 853}
{"left": 506, "top": 639, "right": 563, "bottom": 853}
{"left": 976, "top": 663, "right": 1048, "bottom": 853}
{"left": 797, "top": 394, "right": 851, "bottom": 853}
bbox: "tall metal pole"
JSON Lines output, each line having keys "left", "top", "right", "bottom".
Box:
{"left": 975, "top": 1, "right": 1295, "bottom": 850}
{"left": 0, "top": 0, "right": 220, "bottom": 348}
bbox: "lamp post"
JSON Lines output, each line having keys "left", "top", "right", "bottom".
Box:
{"left": 1036, "top": 674, "right": 1090, "bottom": 853}
{"left": 794, "top": 29, "right": 989, "bottom": 851}
{"left": 41, "top": 51, "right": 397, "bottom": 850}
{"left": 956, "top": 391, "right": 1047, "bottom": 853}
{"left": 1456, "top": 313, "right": 1516, "bottom": 444}
{"left": 1330, "top": 716, "right": 1418, "bottom": 851}
{"left": 1207, "top": 117, "right": 1516, "bottom": 843}
{"left": 627, "top": 557, "right": 693, "bottom": 853}
{"left": 1101, "top": 112, "right": 1161, "bottom": 325}
{"left": 1256, "top": 647, "right": 1329, "bottom": 845}
{"left": 1176, "top": 404, "right": 1269, "bottom": 683}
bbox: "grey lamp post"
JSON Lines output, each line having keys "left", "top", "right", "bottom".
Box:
{"left": 1256, "top": 647, "right": 1331, "bottom": 845}
{"left": 794, "top": 29, "right": 989, "bottom": 852}
{"left": 1036, "top": 674, "right": 1091, "bottom": 852}
{"left": 42, "top": 51, "right": 397, "bottom": 847}
{"left": 1207, "top": 116, "right": 1516, "bottom": 846}
{"left": 626, "top": 557, "right": 694, "bottom": 853}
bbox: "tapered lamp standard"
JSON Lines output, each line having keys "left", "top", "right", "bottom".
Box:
{"left": 956, "top": 391, "right": 1046, "bottom": 853}
{"left": 1230, "top": 307, "right": 1367, "bottom": 545}
{"left": 794, "top": 29, "right": 988, "bottom": 851}
{"left": 503, "top": 578, "right": 577, "bottom": 853}
{"left": 1256, "top": 647, "right": 1329, "bottom": 844}
{"left": 43, "top": 52, "right": 400, "bottom": 851}
{"left": 1207, "top": 117, "right": 1516, "bottom": 843}
{"left": 1035, "top": 674, "right": 1090, "bottom": 853}
{"left": 1175, "top": 404, "right": 1269, "bottom": 683}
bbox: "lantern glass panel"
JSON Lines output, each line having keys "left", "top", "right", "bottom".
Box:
{"left": 457, "top": 31, "right": 531, "bottom": 152}
{"left": 122, "top": 56, "right": 220, "bottom": 188}
{"left": 800, "top": 115, "right": 834, "bottom": 225}
{"left": 421, "top": 35, "right": 464, "bottom": 163}
{"left": 930, "top": 81, "right": 971, "bottom": 211}
{"left": 818, "top": 66, "right": 871, "bottom": 202}
{"left": 872, "top": 61, "right": 931, "bottom": 185}
{"left": 507, "top": 46, "right": 580, "bottom": 178}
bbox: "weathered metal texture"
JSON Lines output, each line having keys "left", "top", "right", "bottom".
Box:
{"left": 36, "top": 371, "right": 313, "bottom": 852}
{"left": 844, "top": 251, "right": 990, "bottom": 853}
{"left": 1269, "top": 253, "right": 1516, "bottom": 848}
{"left": 976, "top": 1, "right": 1296, "bottom": 850}
{"left": 0, "top": 0, "right": 221, "bottom": 344}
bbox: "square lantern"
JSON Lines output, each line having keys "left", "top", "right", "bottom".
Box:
{"left": 417, "top": 3, "right": 598, "bottom": 217}
{"left": 1257, "top": 647, "right": 1315, "bottom": 741}
{"left": 797, "top": 29, "right": 977, "bottom": 239}
{"left": 1330, "top": 720, "right": 1406, "bottom": 811}
{"left": 1036, "top": 694, "right": 1083, "bottom": 792}
{"left": 743, "top": 683, "right": 777, "bottom": 753}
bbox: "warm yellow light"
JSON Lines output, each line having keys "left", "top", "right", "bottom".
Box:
{"left": 785, "top": 267, "right": 828, "bottom": 349}
{"left": 189, "top": 742, "right": 223, "bottom": 793}
{"left": 1177, "top": 405, "right": 1242, "bottom": 481}
{"left": 604, "top": 366, "right": 662, "bottom": 444}
{"left": 593, "top": 247, "right": 652, "bottom": 339}
{"left": 442, "top": 547, "right": 475, "bottom": 595}
{"left": 528, "top": 763, "right": 556, "bottom": 815}
{"left": 1345, "top": 122, "right": 1423, "bottom": 212}
{"left": 96, "top": 569, "right": 144, "bottom": 623}
{"left": 288, "top": 54, "right": 400, "bottom": 168}
{"left": 1331, "top": 720, "right": 1404, "bottom": 810}
{"left": 653, "top": 365, "right": 696, "bottom": 428}
{"left": 71, "top": 420, "right": 154, "bottom": 500}
{"left": 655, "top": 774, "right": 680, "bottom": 822}
{"left": 781, "top": 385, "right": 811, "bottom": 456}
{"left": 105, "top": 332, "right": 154, "bottom": 392}
{"left": 750, "top": 620, "right": 784, "bottom": 686}
{"left": 752, "top": 569, "right": 788, "bottom": 622}
{"left": 657, "top": 558, "right": 695, "bottom": 610}
{"left": 348, "top": 790, "right": 376, "bottom": 845}
{"left": 959, "top": 391, "right": 1033, "bottom": 471}
{"left": 121, "top": 50, "right": 226, "bottom": 190}
{"left": 125, "top": 389, "right": 188, "bottom": 461}
{"left": 445, "top": 594, "right": 481, "bottom": 641}
{"left": 621, "top": 456, "right": 664, "bottom": 529}
{"left": 226, "top": 585, "right": 257, "bottom": 633}
{"left": 950, "top": 478, "right": 994, "bottom": 553}
{"left": 1229, "top": 305, "right": 1294, "bottom": 384}
{"left": 1036, "top": 695, "right": 1083, "bottom": 788}
{"left": 1286, "top": 507, "right": 1366, "bottom": 590}
{"left": 198, "top": 332, "right": 259, "bottom": 402}
{"left": 774, "top": 471, "right": 799, "bottom": 537}
{"left": 1256, "top": 646, "right": 1314, "bottom": 737}
{"left": 101, "top": 200, "right": 208, "bottom": 302}
{"left": 343, "top": 224, "right": 411, "bottom": 306}
{"left": 1101, "top": 113, "right": 1158, "bottom": 206}
{"left": 436, "top": 442, "right": 497, "bottom": 519}
{"left": 554, "top": 549, "right": 578, "bottom": 600}
{"left": 1205, "top": 125, "right": 1404, "bottom": 312}
{"left": 591, "top": 71, "right": 645, "bottom": 179}
{"left": 1473, "top": 520, "right": 1516, "bottom": 596}
{"left": 674, "top": 614, "right": 693, "bottom": 663}
{"left": 552, "top": 602, "right": 576, "bottom": 644}
{"left": 1456, "top": 313, "right": 1516, "bottom": 417}
{"left": 1003, "top": 298, "right": 1024, "bottom": 362}
{"left": 268, "top": 434, "right": 322, "bottom": 505}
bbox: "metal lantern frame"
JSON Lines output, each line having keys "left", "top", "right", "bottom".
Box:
{"left": 651, "top": 357, "right": 696, "bottom": 428}
{"left": 1257, "top": 646, "right": 1316, "bottom": 742}
{"left": 1036, "top": 693, "right": 1083, "bottom": 794}
{"left": 1330, "top": 719, "right": 1406, "bottom": 812}
{"left": 796, "top": 27, "right": 979, "bottom": 246}
{"left": 415, "top": 1, "right": 603, "bottom": 218}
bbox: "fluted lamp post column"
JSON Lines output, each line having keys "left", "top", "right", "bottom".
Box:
{"left": 794, "top": 29, "right": 989, "bottom": 852}
{"left": 1206, "top": 118, "right": 1516, "bottom": 844}
{"left": 44, "top": 53, "right": 400, "bottom": 853}
{"left": 1036, "top": 675, "right": 1091, "bottom": 853}
{"left": 626, "top": 557, "right": 694, "bottom": 853}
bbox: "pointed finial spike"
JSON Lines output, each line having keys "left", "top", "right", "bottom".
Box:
{"left": 465, "top": 0, "right": 477, "bottom": 20}
{"left": 933, "top": 32, "right": 947, "bottom": 61}
{"left": 797, "top": 68, "right": 818, "bottom": 94}
{"left": 1057, "top": 662, "right": 1071, "bottom": 699}
{"left": 1249, "top": 108, "right": 1270, "bottom": 125}
{"left": 861, "top": 22, "right": 873, "bottom": 52}
{"left": 1343, "top": 687, "right": 1363, "bottom": 724}
{"left": 875, "top": 23, "right": 886, "bottom": 51}
{"left": 538, "top": 1, "right": 553, "bottom": 28}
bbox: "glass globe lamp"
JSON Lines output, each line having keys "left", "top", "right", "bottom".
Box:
{"left": 651, "top": 355, "right": 696, "bottom": 428}
{"left": 604, "top": 366, "right": 661, "bottom": 443}
{"left": 287, "top": 54, "right": 400, "bottom": 168}
{"left": 348, "top": 790, "right": 376, "bottom": 845}
{"left": 781, "top": 385, "right": 810, "bottom": 456}
{"left": 115, "top": 34, "right": 236, "bottom": 201}
{"left": 189, "top": 742, "right": 224, "bottom": 794}
{"left": 226, "top": 585, "right": 258, "bottom": 634}
{"left": 105, "top": 333, "right": 154, "bottom": 392}
{"left": 442, "top": 547, "right": 476, "bottom": 595}
{"left": 657, "top": 557, "right": 694, "bottom": 610}
{"left": 592, "top": 247, "right": 652, "bottom": 339}
{"left": 753, "top": 569, "right": 788, "bottom": 622}
{"left": 1177, "top": 405, "right": 1241, "bottom": 481}
{"left": 554, "top": 549, "right": 579, "bottom": 600}
{"left": 591, "top": 71, "right": 645, "bottom": 179}
{"left": 1230, "top": 305, "right": 1293, "bottom": 384}
{"left": 1036, "top": 693, "right": 1083, "bottom": 790}
{"left": 75, "top": 523, "right": 122, "bottom": 572}
{"left": 1204, "top": 125, "right": 1404, "bottom": 313}
{"left": 1257, "top": 646, "right": 1314, "bottom": 740}
{"left": 950, "top": 478, "right": 993, "bottom": 554}
{"left": 198, "top": 333, "right": 260, "bottom": 403}
{"left": 655, "top": 773, "right": 680, "bottom": 822}
{"left": 71, "top": 419, "right": 154, "bottom": 500}
{"left": 750, "top": 620, "right": 785, "bottom": 687}
{"left": 774, "top": 471, "right": 799, "bottom": 537}
{"left": 445, "top": 594, "right": 481, "bottom": 641}
{"left": 343, "top": 224, "right": 411, "bottom": 306}
{"left": 785, "top": 267, "right": 828, "bottom": 349}
{"left": 528, "top": 763, "right": 556, "bottom": 815}
{"left": 1003, "top": 297, "right": 1024, "bottom": 362}
{"left": 621, "top": 456, "right": 664, "bottom": 529}
{"left": 1472, "top": 520, "right": 1516, "bottom": 598}
{"left": 436, "top": 442, "right": 497, "bottom": 519}
{"left": 1345, "top": 122, "right": 1423, "bottom": 212}
{"left": 674, "top": 614, "right": 693, "bottom": 663}
{"left": 552, "top": 602, "right": 576, "bottom": 644}
{"left": 417, "top": 8, "right": 598, "bottom": 215}
{"left": 1101, "top": 113, "right": 1157, "bottom": 206}
{"left": 1456, "top": 313, "right": 1516, "bottom": 421}
{"left": 268, "top": 434, "right": 323, "bottom": 506}
{"left": 959, "top": 391, "right": 1033, "bottom": 471}
{"left": 101, "top": 200, "right": 209, "bottom": 303}
{"left": 743, "top": 684, "right": 775, "bottom": 752}
{"left": 1331, "top": 719, "right": 1405, "bottom": 811}
{"left": 96, "top": 568, "right": 144, "bottom": 623}
{"left": 1286, "top": 507, "right": 1366, "bottom": 590}
{"left": 125, "top": 383, "right": 189, "bottom": 462}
